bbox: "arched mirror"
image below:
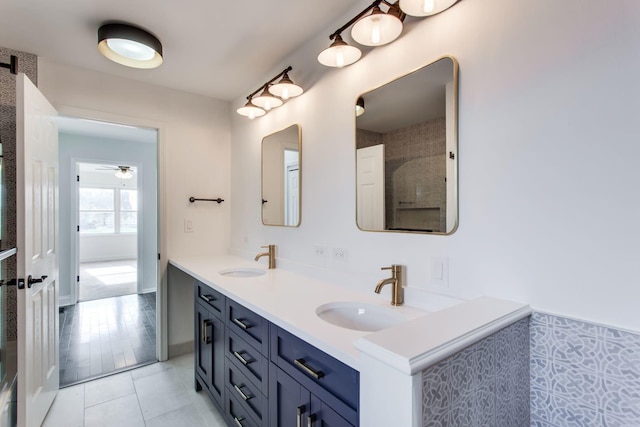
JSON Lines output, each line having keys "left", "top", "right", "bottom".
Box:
{"left": 261, "top": 124, "right": 301, "bottom": 227}
{"left": 355, "top": 56, "right": 458, "bottom": 234}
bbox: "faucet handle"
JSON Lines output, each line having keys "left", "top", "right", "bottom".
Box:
{"left": 381, "top": 266, "right": 392, "bottom": 271}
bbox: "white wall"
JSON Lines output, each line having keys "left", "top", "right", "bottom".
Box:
{"left": 229, "top": 0, "right": 640, "bottom": 333}
{"left": 41, "top": 62, "right": 232, "bottom": 350}
{"left": 79, "top": 234, "right": 137, "bottom": 262}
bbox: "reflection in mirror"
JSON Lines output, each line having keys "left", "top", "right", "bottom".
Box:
{"left": 356, "top": 56, "right": 458, "bottom": 234}
{"left": 262, "top": 124, "right": 301, "bottom": 227}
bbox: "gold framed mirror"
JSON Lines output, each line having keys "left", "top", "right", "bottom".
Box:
{"left": 355, "top": 56, "right": 458, "bottom": 234}
{"left": 261, "top": 124, "right": 301, "bottom": 227}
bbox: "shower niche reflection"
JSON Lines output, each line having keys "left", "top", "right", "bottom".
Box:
{"left": 356, "top": 56, "right": 458, "bottom": 234}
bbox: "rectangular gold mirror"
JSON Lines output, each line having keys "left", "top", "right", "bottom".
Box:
{"left": 355, "top": 56, "right": 458, "bottom": 234}
{"left": 262, "top": 124, "right": 301, "bottom": 227}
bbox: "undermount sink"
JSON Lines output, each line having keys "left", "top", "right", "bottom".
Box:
{"left": 316, "top": 301, "right": 406, "bottom": 332}
{"left": 218, "top": 267, "right": 266, "bottom": 278}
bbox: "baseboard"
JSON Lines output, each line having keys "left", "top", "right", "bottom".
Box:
{"left": 59, "top": 295, "right": 72, "bottom": 307}
{"left": 168, "top": 340, "right": 194, "bottom": 358}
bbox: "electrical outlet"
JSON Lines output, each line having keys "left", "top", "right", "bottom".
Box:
{"left": 184, "top": 219, "right": 193, "bottom": 233}
{"left": 332, "top": 247, "right": 347, "bottom": 260}
{"left": 314, "top": 245, "right": 328, "bottom": 257}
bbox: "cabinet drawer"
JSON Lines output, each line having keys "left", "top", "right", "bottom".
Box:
{"left": 226, "top": 362, "right": 267, "bottom": 424}
{"left": 226, "top": 390, "right": 260, "bottom": 427}
{"left": 195, "top": 281, "right": 225, "bottom": 318}
{"left": 271, "top": 326, "right": 359, "bottom": 417}
{"left": 227, "top": 330, "right": 269, "bottom": 396}
{"left": 227, "top": 299, "right": 269, "bottom": 355}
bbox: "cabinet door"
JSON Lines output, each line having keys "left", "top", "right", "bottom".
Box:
{"left": 310, "top": 395, "right": 354, "bottom": 427}
{"left": 195, "top": 303, "right": 225, "bottom": 408}
{"left": 269, "top": 364, "right": 310, "bottom": 427}
{"left": 195, "top": 302, "right": 213, "bottom": 387}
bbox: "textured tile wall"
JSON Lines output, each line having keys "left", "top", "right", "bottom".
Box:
{"left": 0, "top": 47, "right": 38, "bottom": 341}
{"left": 530, "top": 312, "right": 640, "bottom": 427}
{"left": 422, "top": 317, "right": 530, "bottom": 427}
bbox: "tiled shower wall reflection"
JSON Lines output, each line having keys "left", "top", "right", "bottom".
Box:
{"left": 530, "top": 312, "right": 640, "bottom": 426}
{"left": 356, "top": 117, "right": 446, "bottom": 231}
{"left": 422, "top": 317, "right": 530, "bottom": 426}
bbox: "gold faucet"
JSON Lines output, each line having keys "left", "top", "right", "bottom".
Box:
{"left": 255, "top": 245, "right": 276, "bottom": 269}
{"left": 375, "top": 265, "right": 405, "bottom": 306}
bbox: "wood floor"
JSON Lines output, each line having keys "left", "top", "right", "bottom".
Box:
{"left": 59, "top": 293, "right": 156, "bottom": 387}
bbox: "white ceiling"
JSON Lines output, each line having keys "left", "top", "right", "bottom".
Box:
{"left": 58, "top": 116, "right": 157, "bottom": 143}
{"left": 0, "top": 0, "right": 361, "bottom": 101}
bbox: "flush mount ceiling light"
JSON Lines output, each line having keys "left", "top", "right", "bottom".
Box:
{"left": 356, "top": 97, "right": 366, "bottom": 116}
{"left": 318, "top": 0, "right": 459, "bottom": 68}
{"left": 98, "top": 23, "right": 163, "bottom": 69}
{"left": 237, "top": 66, "right": 304, "bottom": 119}
{"left": 399, "top": 0, "right": 458, "bottom": 17}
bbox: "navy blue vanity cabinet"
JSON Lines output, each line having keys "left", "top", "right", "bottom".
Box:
{"left": 269, "top": 362, "right": 355, "bottom": 427}
{"left": 224, "top": 299, "right": 271, "bottom": 426}
{"left": 270, "top": 325, "right": 359, "bottom": 427}
{"left": 194, "top": 281, "right": 226, "bottom": 411}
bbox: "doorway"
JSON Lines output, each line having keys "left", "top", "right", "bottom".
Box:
{"left": 77, "top": 162, "right": 139, "bottom": 302}
{"left": 57, "top": 116, "right": 159, "bottom": 386}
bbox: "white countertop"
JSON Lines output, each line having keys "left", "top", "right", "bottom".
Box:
{"left": 169, "top": 255, "right": 530, "bottom": 374}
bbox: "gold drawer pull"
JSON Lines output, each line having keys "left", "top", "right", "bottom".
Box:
{"left": 308, "top": 413, "right": 317, "bottom": 427}
{"left": 294, "top": 358, "right": 324, "bottom": 380}
{"left": 233, "top": 318, "right": 251, "bottom": 330}
{"left": 233, "top": 416, "right": 245, "bottom": 427}
{"left": 201, "top": 320, "right": 212, "bottom": 344}
{"left": 233, "top": 383, "right": 253, "bottom": 401}
{"left": 233, "top": 350, "right": 251, "bottom": 365}
{"left": 296, "top": 405, "right": 306, "bottom": 427}
{"left": 200, "top": 294, "right": 216, "bottom": 303}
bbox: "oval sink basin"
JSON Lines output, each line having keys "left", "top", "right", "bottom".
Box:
{"left": 218, "top": 267, "right": 266, "bottom": 278}
{"left": 316, "top": 301, "right": 406, "bottom": 332}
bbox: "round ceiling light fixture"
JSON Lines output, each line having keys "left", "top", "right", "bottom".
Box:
{"left": 98, "top": 23, "right": 163, "bottom": 69}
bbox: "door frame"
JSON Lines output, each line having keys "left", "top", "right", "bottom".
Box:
{"left": 56, "top": 105, "right": 169, "bottom": 361}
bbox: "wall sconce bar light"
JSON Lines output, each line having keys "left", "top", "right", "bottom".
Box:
{"left": 237, "top": 66, "right": 304, "bottom": 119}
{"left": 318, "top": 0, "right": 458, "bottom": 68}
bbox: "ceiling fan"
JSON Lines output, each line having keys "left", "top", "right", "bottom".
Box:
{"left": 96, "top": 165, "right": 135, "bottom": 179}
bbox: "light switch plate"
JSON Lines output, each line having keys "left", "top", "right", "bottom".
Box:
{"left": 431, "top": 256, "right": 449, "bottom": 287}
{"left": 184, "top": 219, "right": 193, "bottom": 233}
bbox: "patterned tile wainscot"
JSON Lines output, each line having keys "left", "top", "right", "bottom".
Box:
{"left": 422, "top": 317, "right": 530, "bottom": 427}
{"left": 530, "top": 312, "right": 640, "bottom": 427}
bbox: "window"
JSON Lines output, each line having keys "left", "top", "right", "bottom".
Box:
{"left": 79, "top": 187, "right": 138, "bottom": 234}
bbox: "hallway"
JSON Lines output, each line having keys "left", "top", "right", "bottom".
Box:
{"left": 59, "top": 293, "right": 156, "bottom": 387}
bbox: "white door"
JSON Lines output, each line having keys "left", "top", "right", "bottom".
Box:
{"left": 16, "top": 73, "right": 59, "bottom": 427}
{"left": 356, "top": 144, "right": 385, "bottom": 230}
{"left": 284, "top": 163, "right": 299, "bottom": 226}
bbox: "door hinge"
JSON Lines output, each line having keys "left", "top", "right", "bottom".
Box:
{"left": 158, "top": 253, "right": 161, "bottom": 260}
{"left": 77, "top": 175, "right": 80, "bottom": 182}
{"left": 77, "top": 275, "right": 80, "bottom": 282}
{"left": 77, "top": 225, "right": 80, "bottom": 232}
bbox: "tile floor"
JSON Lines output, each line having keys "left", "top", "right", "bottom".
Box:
{"left": 79, "top": 260, "right": 138, "bottom": 302}
{"left": 60, "top": 293, "right": 156, "bottom": 387}
{"left": 43, "top": 353, "right": 227, "bottom": 427}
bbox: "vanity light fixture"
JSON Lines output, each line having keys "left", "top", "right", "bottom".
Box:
{"left": 356, "top": 97, "right": 366, "bottom": 116}
{"left": 98, "top": 23, "right": 163, "bottom": 69}
{"left": 237, "top": 66, "right": 304, "bottom": 119}
{"left": 318, "top": 0, "right": 459, "bottom": 68}
{"left": 399, "top": 0, "right": 458, "bottom": 17}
